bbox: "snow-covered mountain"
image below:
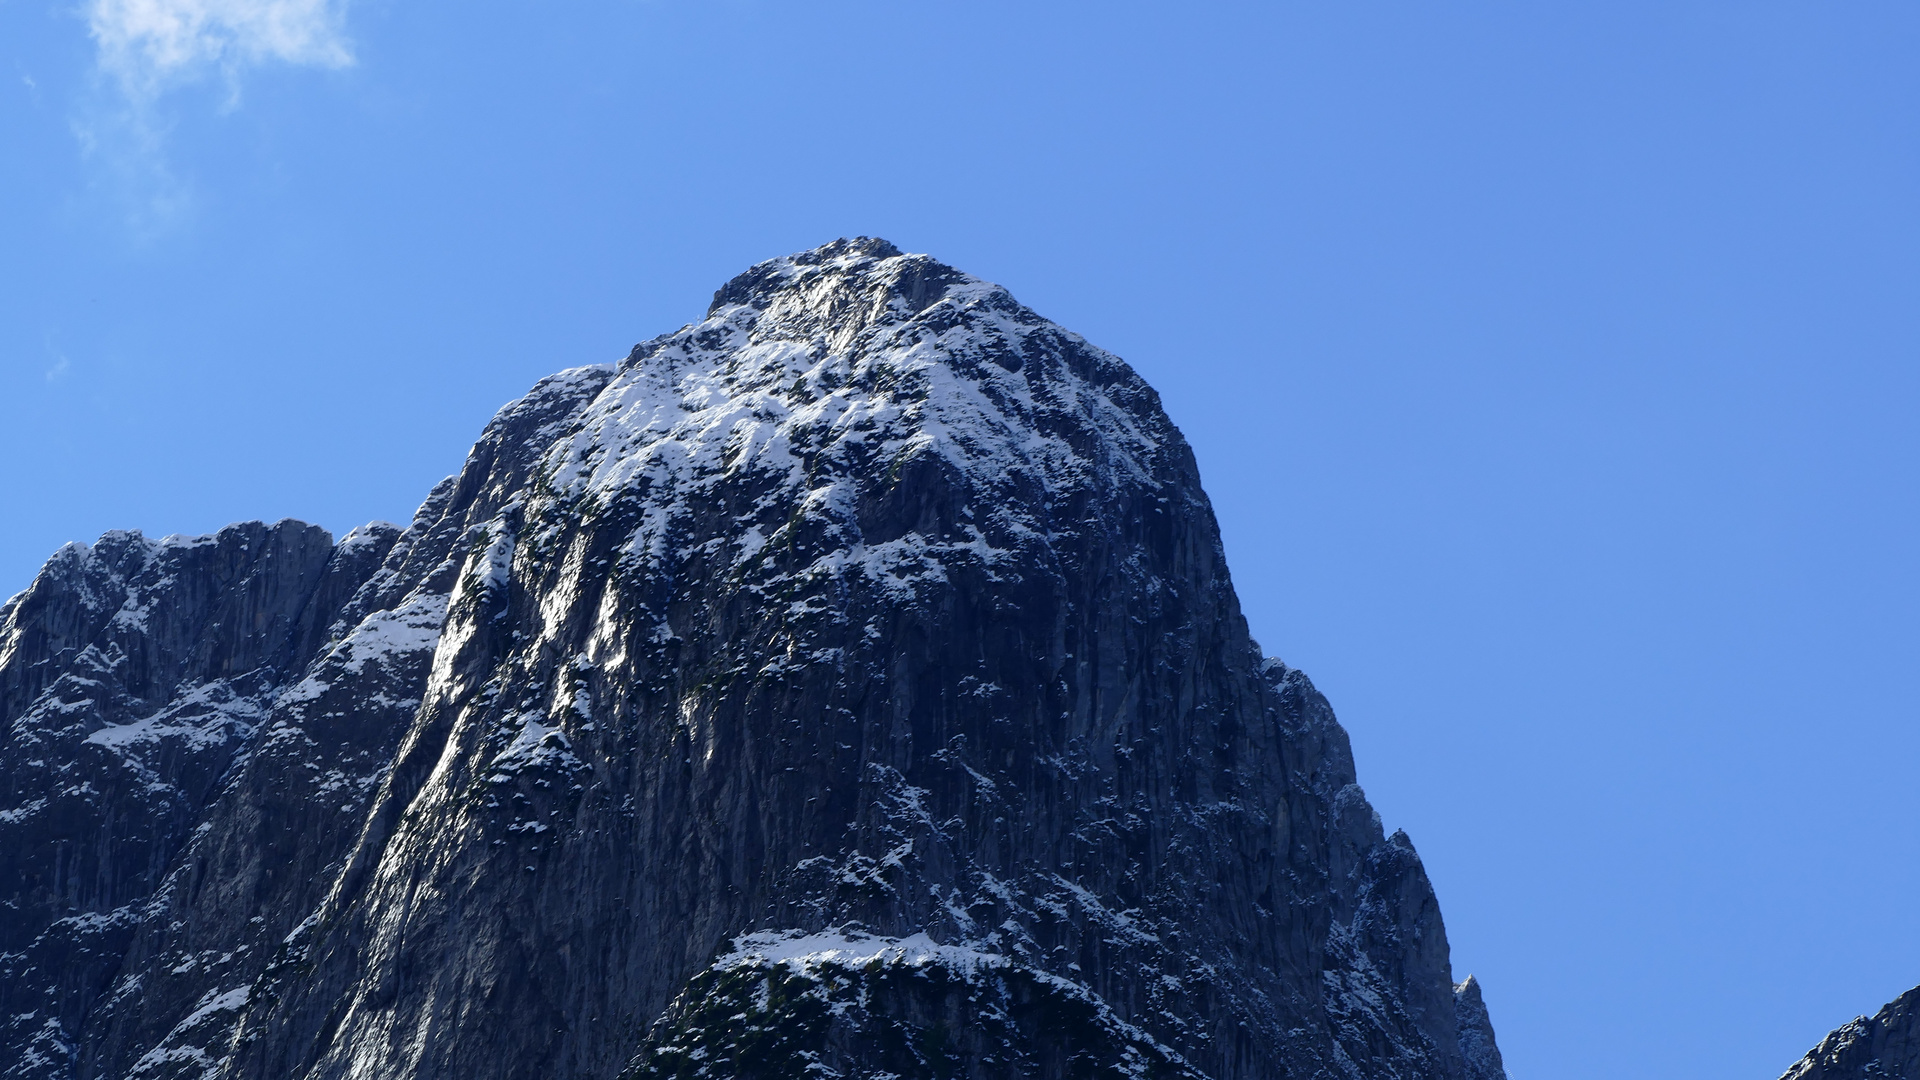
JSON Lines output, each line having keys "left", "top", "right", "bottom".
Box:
{"left": 1, "top": 239, "right": 1507, "bottom": 1080}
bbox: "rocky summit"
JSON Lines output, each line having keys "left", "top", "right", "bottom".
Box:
{"left": 1, "top": 239, "right": 1507, "bottom": 1080}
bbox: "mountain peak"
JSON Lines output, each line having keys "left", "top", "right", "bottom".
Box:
{"left": 0, "top": 244, "right": 1506, "bottom": 1080}
{"left": 704, "top": 235, "right": 909, "bottom": 317}
{"left": 550, "top": 244, "right": 1181, "bottom": 619}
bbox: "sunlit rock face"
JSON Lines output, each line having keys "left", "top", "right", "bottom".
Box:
{"left": 1, "top": 239, "right": 1506, "bottom": 1080}
{"left": 1779, "top": 986, "right": 1920, "bottom": 1080}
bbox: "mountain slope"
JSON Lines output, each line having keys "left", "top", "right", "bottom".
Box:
{"left": 1, "top": 238, "right": 1505, "bottom": 1080}
{"left": 1780, "top": 986, "right": 1920, "bottom": 1080}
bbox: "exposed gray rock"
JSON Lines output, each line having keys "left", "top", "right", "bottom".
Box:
{"left": 2, "top": 239, "right": 1508, "bottom": 1080}
{"left": 1781, "top": 985, "right": 1920, "bottom": 1080}
{"left": 0, "top": 520, "right": 386, "bottom": 1080}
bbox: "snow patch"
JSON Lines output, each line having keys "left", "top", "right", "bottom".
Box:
{"left": 490, "top": 714, "right": 584, "bottom": 774}
{"left": 716, "top": 928, "right": 1195, "bottom": 1073}
{"left": 720, "top": 929, "right": 1003, "bottom": 976}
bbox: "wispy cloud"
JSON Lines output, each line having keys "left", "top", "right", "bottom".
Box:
{"left": 88, "top": 0, "right": 353, "bottom": 100}
{"left": 71, "top": 0, "right": 353, "bottom": 232}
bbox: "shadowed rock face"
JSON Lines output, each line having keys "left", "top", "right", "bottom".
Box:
{"left": 1, "top": 239, "right": 1506, "bottom": 1080}
{"left": 1780, "top": 986, "right": 1920, "bottom": 1080}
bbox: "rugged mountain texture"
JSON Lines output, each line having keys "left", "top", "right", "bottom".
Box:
{"left": 1781, "top": 986, "right": 1920, "bottom": 1080}
{"left": 2, "top": 238, "right": 1506, "bottom": 1080}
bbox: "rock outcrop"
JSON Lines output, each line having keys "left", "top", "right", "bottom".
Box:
{"left": 1, "top": 239, "right": 1506, "bottom": 1080}
{"left": 1781, "top": 985, "right": 1920, "bottom": 1080}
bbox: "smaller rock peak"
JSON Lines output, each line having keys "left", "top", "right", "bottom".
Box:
{"left": 1454, "top": 975, "right": 1508, "bottom": 1080}
{"left": 707, "top": 236, "right": 905, "bottom": 316}
{"left": 698, "top": 237, "right": 980, "bottom": 324}
{"left": 801, "top": 235, "right": 902, "bottom": 263}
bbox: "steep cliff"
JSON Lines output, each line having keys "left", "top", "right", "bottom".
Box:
{"left": 1780, "top": 986, "right": 1920, "bottom": 1080}
{"left": 1, "top": 239, "right": 1505, "bottom": 1080}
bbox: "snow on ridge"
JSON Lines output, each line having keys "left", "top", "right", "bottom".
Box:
{"left": 154, "top": 533, "right": 222, "bottom": 550}
{"left": 720, "top": 928, "right": 1005, "bottom": 975}
{"left": 277, "top": 588, "right": 449, "bottom": 715}
{"left": 472, "top": 520, "right": 514, "bottom": 596}
{"left": 546, "top": 247, "right": 1165, "bottom": 505}
{"left": 336, "top": 523, "right": 400, "bottom": 556}
{"left": 328, "top": 591, "right": 450, "bottom": 674}
{"left": 125, "top": 986, "right": 250, "bottom": 1079}
{"left": 177, "top": 986, "right": 249, "bottom": 1031}
{"left": 23, "top": 531, "right": 162, "bottom": 617}
{"left": 0, "top": 797, "right": 49, "bottom": 824}
{"left": 718, "top": 927, "right": 1194, "bottom": 1068}
{"left": 85, "top": 679, "right": 269, "bottom": 753}
{"left": 524, "top": 244, "right": 1173, "bottom": 601}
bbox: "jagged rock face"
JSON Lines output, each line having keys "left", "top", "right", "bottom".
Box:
{"left": 1, "top": 238, "right": 1506, "bottom": 1080}
{"left": 1780, "top": 986, "right": 1920, "bottom": 1080}
{"left": 0, "top": 521, "right": 385, "bottom": 1078}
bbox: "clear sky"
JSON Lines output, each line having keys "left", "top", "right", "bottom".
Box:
{"left": 3, "top": 3, "right": 1916, "bottom": 1077}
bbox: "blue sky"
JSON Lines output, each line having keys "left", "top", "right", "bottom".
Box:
{"left": 3, "top": 3, "right": 1916, "bottom": 1077}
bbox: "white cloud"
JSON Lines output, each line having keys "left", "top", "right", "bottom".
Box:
{"left": 88, "top": 0, "right": 353, "bottom": 97}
